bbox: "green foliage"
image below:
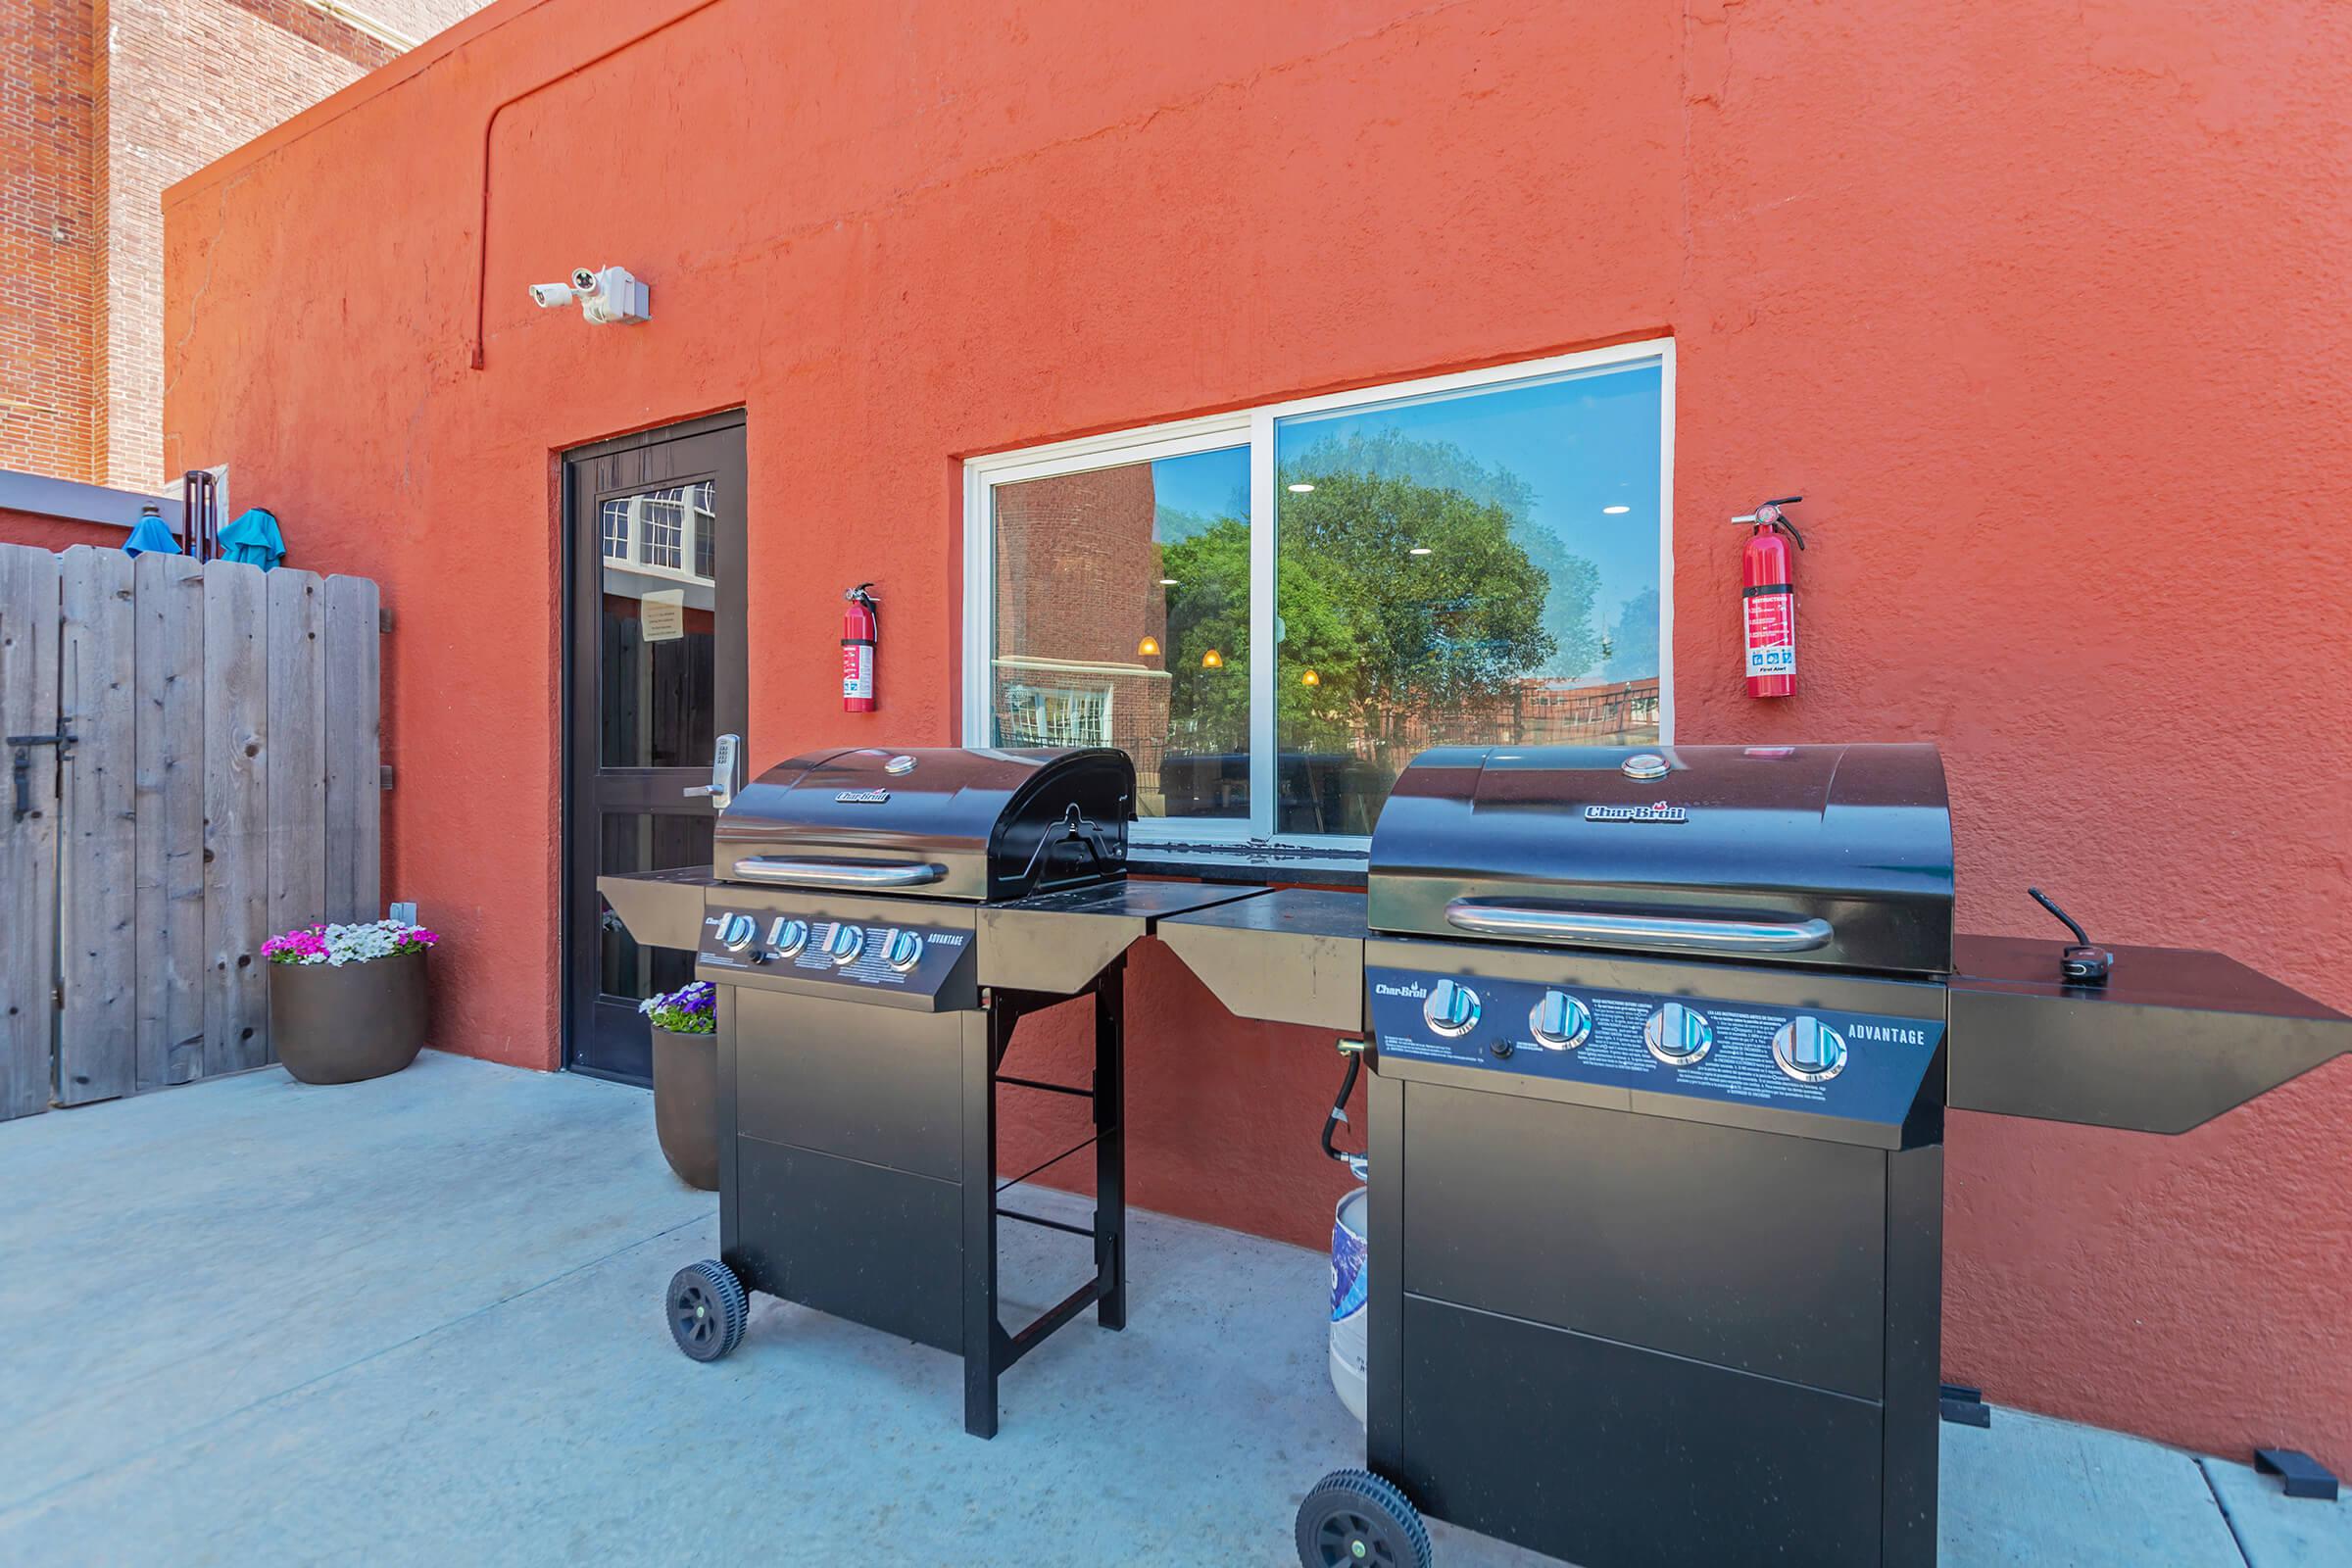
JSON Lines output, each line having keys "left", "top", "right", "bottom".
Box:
{"left": 1283, "top": 430, "right": 1601, "bottom": 679}
{"left": 1602, "top": 586, "right": 1660, "bottom": 680}
{"left": 1157, "top": 466, "right": 1559, "bottom": 760}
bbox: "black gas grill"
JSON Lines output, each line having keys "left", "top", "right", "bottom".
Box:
{"left": 1157, "top": 741, "right": 2349, "bottom": 1568}
{"left": 601, "top": 746, "right": 1259, "bottom": 1435}
{"left": 608, "top": 738, "right": 2347, "bottom": 1566}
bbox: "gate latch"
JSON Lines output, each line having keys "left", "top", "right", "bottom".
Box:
{"left": 7, "top": 730, "right": 74, "bottom": 822}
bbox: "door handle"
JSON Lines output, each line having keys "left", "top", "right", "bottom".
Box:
{"left": 682, "top": 733, "right": 742, "bottom": 811}
{"left": 1443, "top": 900, "right": 1835, "bottom": 954}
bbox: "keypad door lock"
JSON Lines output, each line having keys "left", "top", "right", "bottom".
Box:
{"left": 683, "top": 733, "right": 743, "bottom": 812}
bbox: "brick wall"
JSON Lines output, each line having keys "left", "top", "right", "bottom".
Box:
{"left": 1, "top": 0, "right": 489, "bottom": 491}
{"left": 2, "top": 0, "right": 100, "bottom": 482}
{"left": 991, "top": 464, "right": 1176, "bottom": 805}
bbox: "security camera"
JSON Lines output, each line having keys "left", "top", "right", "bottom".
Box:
{"left": 525, "top": 265, "right": 651, "bottom": 325}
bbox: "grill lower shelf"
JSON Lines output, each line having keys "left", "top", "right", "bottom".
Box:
{"left": 733, "top": 1136, "right": 964, "bottom": 1354}
{"left": 1394, "top": 1296, "right": 1888, "bottom": 1568}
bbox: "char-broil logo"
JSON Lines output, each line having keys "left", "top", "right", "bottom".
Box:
{"left": 835, "top": 789, "right": 891, "bottom": 804}
{"left": 1584, "top": 801, "right": 1688, "bottom": 823}
{"left": 1373, "top": 982, "right": 1429, "bottom": 1000}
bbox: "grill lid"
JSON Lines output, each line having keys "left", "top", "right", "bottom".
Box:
{"left": 714, "top": 747, "right": 1132, "bottom": 903}
{"left": 1368, "top": 743, "right": 1954, "bottom": 974}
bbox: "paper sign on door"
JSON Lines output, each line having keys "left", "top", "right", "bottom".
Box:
{"left": 641, "top": 588, "right": 687, "bottom": 643}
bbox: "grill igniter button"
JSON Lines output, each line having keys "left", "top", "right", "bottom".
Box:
{"left": 882, "top": 929, "right": 924, "bottom": 972}
{"left": 1423, "top": 978, "right": 1482, "bottom": 1039}
{"left": 822, "top": 922, "right": 864, "bottom": 967}
{"left": 716, "top": 912, "right": 759, "bottom": 954}
{"left": 1529, "top": 989, "right": 1593, "bottom": 1051}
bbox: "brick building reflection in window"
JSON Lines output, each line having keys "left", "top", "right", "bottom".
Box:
{"left": 992, "top": 450, "right": 1247, "bottom": 821}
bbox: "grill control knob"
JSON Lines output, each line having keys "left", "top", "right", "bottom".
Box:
{"left": 882, "top": 929, "right": 924, "bottom": 972}
{"left": 822, "top": 922, "right": 864, "bottom": 967}
{"left": 1422, "top": 978, "right": 1482, "bottom": 1039}
{"left": 1529, "top": 990, "right": 1593, "bottom": 1051}
{"left": 768, "top": 917, "right": 809, "bottom": 957}
{"left": 1642, "top": 1002, "right": 1714, "bottom": 1066}
{"left": 1771, "top": 1016, "right": 1849, "bottom": 1082}
{"left": 716, "top": 912, "right": 759, "bottom": 954}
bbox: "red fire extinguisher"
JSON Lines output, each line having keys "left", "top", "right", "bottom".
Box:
{"left": 1736, "top": 496, "right": 1805, "bottom": 699}
{"left": 842, "top": 583, "right": 879, "bottom": 712}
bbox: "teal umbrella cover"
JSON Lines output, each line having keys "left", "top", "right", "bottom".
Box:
{"left": 122, "top": 511, "right": 182, "bottom": 558}
{"left": 217, "top": 508, "right": 287, "bottom": 570}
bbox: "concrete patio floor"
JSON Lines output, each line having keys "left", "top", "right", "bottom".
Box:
{"left": 1, "top": 1051, "right": 2341, "bottom": 1567}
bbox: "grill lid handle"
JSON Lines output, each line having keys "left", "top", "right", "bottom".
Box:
{"left": 733, "top": 857, "right": 945, "bottom": 889}
{"left": 1443, "top": 900, "right": 1835, "bottom": 955}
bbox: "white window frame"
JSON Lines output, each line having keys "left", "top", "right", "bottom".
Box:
{"left": 599, "top": 484, "right": 717, "bottom": 589}
{"left": 961, "top": 338, "right": 1675, "bottom": 847}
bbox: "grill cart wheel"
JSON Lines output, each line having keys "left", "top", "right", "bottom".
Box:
{"left": 1296, "top": 1468, "right": 1433, "bottom": 1568}
{"left": 665, "top": 1259, "right": 748, "bottom": 1362}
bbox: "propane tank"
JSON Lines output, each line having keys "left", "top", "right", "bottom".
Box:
{"left": 842, "top": 583, "right": 878, "bottom": 712}
{"left": 1736, "top": 497, "right": 1805, "bottom": 699}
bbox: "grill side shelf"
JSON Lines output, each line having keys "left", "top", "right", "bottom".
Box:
{"left": 1945, "top": 936, "right": 2352, "bottom": 1133}
{"left": 598, "top": 868, "right": 721, "bottom": 951}
{"left": 978, "top": 880, "right": 1273, "bottom": 994}
{"left": 1156, "top": 889, "right": 1370, "bottom": 1033}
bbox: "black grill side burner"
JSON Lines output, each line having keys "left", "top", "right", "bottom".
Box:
{"left": 1157, "top": 742, "right": 2350, "bottom": 1568}
{"left": 603, "top": 746, "right": 1260, "bottom": 1435}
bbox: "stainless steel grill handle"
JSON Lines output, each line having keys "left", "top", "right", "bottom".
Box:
{"left": 732, "top": 857, "right": 945, "bottom": 889}
{"left": 1443, "top": 900, "right": 1834, "bottom": 954}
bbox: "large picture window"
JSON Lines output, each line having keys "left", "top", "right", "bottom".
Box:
{"left": 963, "top": 341, "right": 1672, "bottom": 846}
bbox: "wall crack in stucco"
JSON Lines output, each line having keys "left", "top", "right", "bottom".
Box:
{"left": 159, "top": 168, "right": 255, "bottom": 434}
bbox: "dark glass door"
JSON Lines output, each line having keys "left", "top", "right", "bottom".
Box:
{"left": 564, "top": 415, "right": 747, "bottom": 1082}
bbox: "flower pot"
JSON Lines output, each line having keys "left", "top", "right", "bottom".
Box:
{"left": 652, "top": 1025, "right": 720, "bottom": 1191}
{"left": 270, "top": 948, "right": 429, "bottom": 1084}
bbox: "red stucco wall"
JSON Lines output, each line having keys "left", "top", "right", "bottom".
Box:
{"left": 160, "top": 0, "right": 2352, "bottom": 1469}
{"left": 0, "top": 507, "right": 122, "bottom": 551}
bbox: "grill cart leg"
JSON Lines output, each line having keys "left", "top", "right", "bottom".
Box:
{"left": 1094, "top": 957, "right": 1128, "bottom": 1331}
{"left": 963, "top": 1007, "right": 1003, "bottom": 1439}
{"left": 966, "top": 975, "right": 1134, "bottom": 1439}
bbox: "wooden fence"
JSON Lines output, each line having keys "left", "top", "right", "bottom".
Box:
{"left": 0, "top": 542, "right": 381, "bottom": 1121}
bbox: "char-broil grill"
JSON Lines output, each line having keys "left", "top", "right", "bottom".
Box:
{"left": 602, "top": 745, "right": 1254, "bottom": 1435}
{"left": 1158, "top": 742, "right": 2348, "bottom": 1568}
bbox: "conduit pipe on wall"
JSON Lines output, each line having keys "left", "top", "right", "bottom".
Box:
{"left": 469, "top": 0, "right": 730, "bottom": 370}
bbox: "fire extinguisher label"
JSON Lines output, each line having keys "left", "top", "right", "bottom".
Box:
{"left": 1744, "top": 591, "right": 1795, "bottom": 677}
{"left": 842, "top": 641, "right": 875, "bottom": 700}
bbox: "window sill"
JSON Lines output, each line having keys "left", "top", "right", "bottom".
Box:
{"left": 1127, "top": 841, "right": 1369, "bottom": 890}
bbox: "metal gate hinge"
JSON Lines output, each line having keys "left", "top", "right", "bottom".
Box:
{"left": 379, "top": 763, "right": 395, "bottom": 791}
{"left": 378, "top": 607, "right": 394, "bottom": 633}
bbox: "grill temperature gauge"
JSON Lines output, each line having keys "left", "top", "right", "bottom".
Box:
{"left": 822, "top": 923, "right": 864, "bottom": 967}
{"left": 1423, "top": 978, "right": 1482, "bottom": 1038}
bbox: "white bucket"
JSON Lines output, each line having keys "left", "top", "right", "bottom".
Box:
{"left": 1328, "top": 1186, "right": 1369, "bottom": 1425}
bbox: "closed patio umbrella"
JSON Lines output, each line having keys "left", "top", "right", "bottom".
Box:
{"left": 122, "top": 505, "right": 182, "bottom": 558}
{"left": 217, "top": 508, "right": 286, "bottom": 570}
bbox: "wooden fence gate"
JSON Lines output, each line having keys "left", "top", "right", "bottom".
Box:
{"left": 0, "top": 543, "right": 381, "bottom": 1122}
